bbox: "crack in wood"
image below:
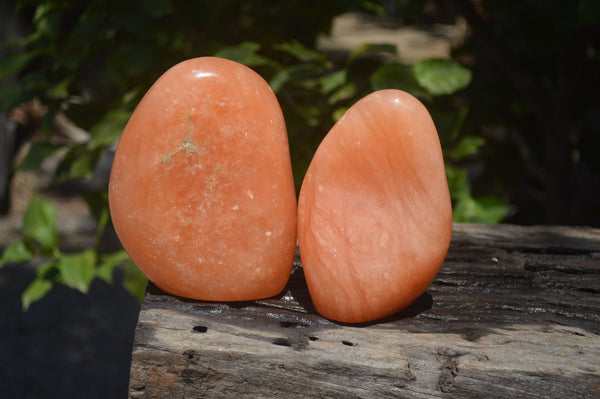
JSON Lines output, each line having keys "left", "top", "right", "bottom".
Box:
{"left": 437, "top": 348, "right": 468, "bottom": 392}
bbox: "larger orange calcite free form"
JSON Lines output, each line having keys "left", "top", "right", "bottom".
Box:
{"left": 298, "top": 89, "right": 452, "bottom": 323}
{"left": 109, "top": 57, "right": 297, "bottom": 301}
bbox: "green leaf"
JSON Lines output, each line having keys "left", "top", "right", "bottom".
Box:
{"left": 0, "top": 50, "right": 41, "bottom": 79}
{"left": 370, "top": 62, "right": 424, "bottom": 95}
{"left": 58, "top": 250, "right": 96, "bottom": 293}
{"left": 446, "top": 162, "right": 510, "bottom": 223}
{"left": 96, "top": 249, "right": 131, "bottom": 284}
{"left": 33, "top": 3, "right": 52, "bottom": 24}
{"left": 275, "top": 40, "right": 327, "bottom": 63}
{"left": 413, "top": 58, "right": 472, "bottom": 96}
{"left": 23, "top": 196, "right": 58, "bottom": 250}
{"left": 22, "top": 277, "right": 53, "bottom": 311}
{"left": 320, "top": 70, "right": 347, "bottom": 94}
{"left": 453, "top": 195, "right": 510, "bottom": 224}
{"left": 88, "top": 109, "right": 132, "bottom": 146}
{"left": 0, "top": 241, "right": 34, "bottom": 268}
{"left": 37, "top": 260, "right": 59, "bottom": 279}
{"left": 269, "top": 64, "right": 320, "bottom": 93}
{"left": 332, "top": 106, "right": 349, "bottom": 122}
{"left": 445, "top": 135, "right": 486, "bottom": 160}
{"left": 361, "top": 1, "right": 387, "bottom": 15}
{"left": 55, "top": 144, "right": 102, "bottom": 182}
{"left": 122, "top": 88, "right": 141, "bottom": 106}
{"left": 214, "top": 41, "right": 275, "bottom": 68}
{"left": 47, "top": 77, "right": 72, "bottom": 100}
{"left": 475, "top": 196, "right": 511, "bottom": 223}
{"left": 33, "top": 4, "right": 62, "bottom": 38}
{"left": 122, "top": 261, "right": 148, "bottom": 303}
{"left": 327, "top": 82, "right": 357, "bottom": 104}
{"left": 96, "top": 261, "right": 117, "bottom": 284}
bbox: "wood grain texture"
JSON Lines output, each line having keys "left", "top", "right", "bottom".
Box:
{"left": 129, "top": 223, "right": 600, "bottom": 398}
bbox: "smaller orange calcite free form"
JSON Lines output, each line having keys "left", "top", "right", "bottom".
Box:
{"left": 297, "top": 89, "right": 452, "bottom": 323}
{"left": 109, "top": 57, "right": 297, "bottom": 301}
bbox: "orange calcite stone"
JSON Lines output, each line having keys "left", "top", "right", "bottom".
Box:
{"left": 109, "top": 57, "right": 297, "bottom": 301}
{"left": 297, "top": 89, "right": 452, "bottom": 323}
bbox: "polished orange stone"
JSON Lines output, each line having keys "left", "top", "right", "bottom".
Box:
{"left": 109, "top": 57, "right": 297, "bottom": 301}
{"left": 297, "top": 89, "right": 452, "bottom": 323}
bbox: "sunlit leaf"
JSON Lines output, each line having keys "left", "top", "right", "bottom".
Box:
{"left": 453, "top": 195, "right": 510, "bottom": 224}
{"left": 327, "top": 82, "right": 357, "bottom": 104}
{"left": 413, "top": 58, "right": 472, "bottom": 96}
{"left": 446, "top": 162, "right": 510, "bottom": 223}
{"left": 33, "top": 3, "right": 52, "bottom": 24}
{"left": 33, "top": 3, "right": 62, "bottom": 38}
{"left": 474, "top": 196, "right": 511, "bottom": 223}
{"left": 22, "top": 277, "right": 53, "bottom": 311}
{"left": 58, "top": 250, "right": 96, "bottom": 293}
{"left": 36, "top": 260, "right": 58, "bottom": 279}
{"left": 23, "top": 196, "right": 58, "bottom": 250}
{"left": 445, "top": 135, "right": 486, "bottom": 160}
{"left": 95, "top": 261, "right": 117, "bottom": 284}
{"left": 361, "top": 1, "right": 387, "bottom": 15}
{"left": 0, "top": 241, "right": 34, "bottom": 268}
{"left": 370, "top": 62, "right": 424, "bottom": 96}
{"left": 332, "top": 106, "right": 348, "bottom": 122}
{"left": 96, "top": 249, "right": 131, "bottom": 284}
{"left": 47, "top": 77, "right": 72, "bottom": 99}
{"left": 320, "top": 70, "right": 347, "bottom": 94}
{"left": 122, "top": 88, "right": 141, "bottom": 105}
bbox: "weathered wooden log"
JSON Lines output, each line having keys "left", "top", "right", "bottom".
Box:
{"left": 128, "top": 223, "right": 600, "bottom": 398}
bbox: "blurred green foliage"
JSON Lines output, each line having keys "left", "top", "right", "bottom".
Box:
{"left": 2, "top": 0, "right": 598, "bottom": 307}
{"left": 0, "top": 194, "right": 146, "bottom": 309}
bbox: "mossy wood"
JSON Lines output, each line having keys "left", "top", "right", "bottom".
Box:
{"left": 128, "top": 223, "right": 600, "bottom": 398}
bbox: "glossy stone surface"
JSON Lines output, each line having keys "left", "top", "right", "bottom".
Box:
{"left": 109, "top": 57, "right": 297, "bottom": 301}
{"left": 297, "top": 90, "right": 452, "bottom": 323}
